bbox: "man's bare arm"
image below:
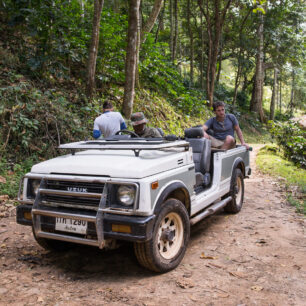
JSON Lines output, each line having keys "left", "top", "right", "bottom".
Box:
{"left": 234, "top": 125, "right": 249, "bottom": 149}
{"left": 202, "top": 125, "right": 210, "bottom": 139}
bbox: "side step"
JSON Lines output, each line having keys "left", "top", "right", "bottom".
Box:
{"left": 190, "top": 196, "right": 232, "bottom": 226}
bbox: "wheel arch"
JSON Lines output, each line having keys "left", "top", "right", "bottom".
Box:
{"left": 231, "top": 157, "right": 245, "bottom": 178}
{"left": 153, "top": 182, "right": 191, "bottom": 216}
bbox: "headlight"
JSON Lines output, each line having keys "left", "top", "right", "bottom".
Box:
{"left": 28, "top": 179, "right": 41, "bottom": 198}
{"left": 117, "top": 185, "right": 135, "bottom": 206}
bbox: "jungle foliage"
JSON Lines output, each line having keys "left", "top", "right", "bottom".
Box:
{"left": 269, "top": 120, "right": 306, "bottom": 168}
{"left": 0, "top": 0, "right": 305, "bottom": 167}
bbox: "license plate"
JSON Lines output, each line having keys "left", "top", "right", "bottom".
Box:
{"left": 55, "top": 217, "right": 87, "bottom": 234}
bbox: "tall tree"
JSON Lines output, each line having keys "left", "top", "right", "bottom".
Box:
{"left": 155, "top": 0, "right": 166, "bottom": 42}
{"left": 135, "top": 0, "right": 164, "bottom": 87}
{"left": 187, "top": 0, "right": 194, "bottom": 85}
{"left": 86, "top": 0, "right": 104, "bottom": 98}
{"left": 173, "top": 0, "right": 178, "bottom": 61}
{"left": 230, "top": 4, "right": 254, "bottom": 106}
{"left": 198, "top": 0, "right": 233, "bottom": 106}
{"left": 141, "top": 0, "right": 164, "bottom": 44}
{"left": 269, "top": 67, "right": 278, "bottom": 120}
{"left": 278, "top": 75, "right": 282, "bottom": 115}
{"left": 199, "top": 13, "right": 205, "bottom": 90}
{"left": 169, "top": 0, "right": 174, "bottom": 59}
{"left": 250, "top": 3, "right": 265, "bottom": 122}
{"left": 123, "top": 0, "right": 141, "bottom": 118}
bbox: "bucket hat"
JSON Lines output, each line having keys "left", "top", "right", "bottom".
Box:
{"left": 131, "top": 112, "right": 148, "bottom": 126}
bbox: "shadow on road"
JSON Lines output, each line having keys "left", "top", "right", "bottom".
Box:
{"left": 16, "top": 210, "right": 229, "bottom": 280}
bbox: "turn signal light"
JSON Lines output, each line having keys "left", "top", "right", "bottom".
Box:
{"left": 112, "top": 224, "right": 131, "bottom": 234}
{"left": 24, "top": 212, "right": 32, "bottom": 221}
{"left": 151, "top": 181, "right": 159, "bottom": 190}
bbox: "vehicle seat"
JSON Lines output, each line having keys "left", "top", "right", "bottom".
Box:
{"left": 184, "top": 127, "right": 211, "bottom": 187}
{"left": 157, "top": 127, "right": 165, "bottom": 137}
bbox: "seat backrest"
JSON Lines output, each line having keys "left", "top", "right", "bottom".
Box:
{"left": 156, "top": 127, "right": 165, "bottom": 137}
{"left": 185, "top": 127, "right": 211, "bottom": 174}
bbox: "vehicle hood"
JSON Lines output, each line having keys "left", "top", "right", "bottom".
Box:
{"left": 31, "top": 149, "right": 192, "bottom": 179}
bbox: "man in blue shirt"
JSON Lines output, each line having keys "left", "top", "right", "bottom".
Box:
{"left": 93, "top": 101, "right": 127, "bottom": 138}
{"left": 203, "top": 101, "right": 249, "bottom": 150}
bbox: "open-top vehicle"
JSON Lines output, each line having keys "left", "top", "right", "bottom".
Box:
{"left": 17, "top": 127, "right": 251, "bottom": 272}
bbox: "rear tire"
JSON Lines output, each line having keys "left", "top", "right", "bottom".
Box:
{"left": 134, "top": 198, "right": 190, "bottom": 273}
{"left": 224, "top": 168, "right": 244, "bottom": 213}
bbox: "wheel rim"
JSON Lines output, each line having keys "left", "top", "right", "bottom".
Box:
{"left": 235, "top": 176, "right": 243, "bottom": 205}
{"left": 157, "top": 212, "right": 184, "bottom": 260}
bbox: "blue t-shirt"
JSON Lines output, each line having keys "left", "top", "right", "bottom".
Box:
{"left": 204, "top": 114, "right": 238, "bottom": 140}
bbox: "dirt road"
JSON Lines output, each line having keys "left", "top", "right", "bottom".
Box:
{"left": 0, "top": 146, "right": 305, "bottom": 305}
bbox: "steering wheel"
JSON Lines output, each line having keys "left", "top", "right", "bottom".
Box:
{"left": 115, "top": 130, "right": 140, "bottom": 138}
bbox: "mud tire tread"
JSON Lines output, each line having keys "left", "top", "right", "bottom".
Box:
{"left": 134, "top": 198, "right": 190, "bottom": 273}
{"left": 224, "top": 168, "right": 244, "bottom": 214}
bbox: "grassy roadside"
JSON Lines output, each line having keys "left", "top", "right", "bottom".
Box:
{"left": 256, "top": 145, "right": 306, "bottom": 215}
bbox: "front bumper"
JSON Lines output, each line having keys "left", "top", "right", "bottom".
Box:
{"left": 17, "top": 205, "right": 155, "bottom": 244}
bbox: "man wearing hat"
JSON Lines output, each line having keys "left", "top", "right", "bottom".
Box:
{"left": 131, "top": 112, "right": 162, "bottom": 138}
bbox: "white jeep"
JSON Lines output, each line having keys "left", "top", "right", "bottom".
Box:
{"left": 17, "top": 127, "right": 251, "bottom": 272}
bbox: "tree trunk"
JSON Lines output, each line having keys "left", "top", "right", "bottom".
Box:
{"left": 250, "top": 11, "right": 265, "bottom": 122}
{"left": 113, "top": 0, "right": 119, "bottom": 13}
{"left": 216, "top": 38, "right": 223, "bottom": 83}
{"left": 289, "top": 70, "right": 295, "bottom": 115}
{"left": 232, "top": 7, "right": 253, "bottom": 106}
{"left": 199, "top": 13, "right": 204, "bottom": 90}
{"left": 79, "top": 0, "right": 84, "bottom": 18}
{"left": 136, "top": 0, "right": 163, "bottom": 88}
{"left": 141, "top": 0, "right": 164, "bottom": 44}
{"left": 155, "top": 0, "right": 166, "bottom": 42}
{"left": 170, "top": 0, "right": 174, "bottom": 59}
{"left": 232, "top": 55, "right": 242, "bottom": 106}
{"left": 269, "top": 67, "right": 278, "bottom": 121}
{"left": 187, "top": 0, "right": 194, "bottom": 86}
{"left": 135, "top": 5, "right": 142, "bottom": 89}
{"left": 86, "top": 0, "right": 104, "bottom": 98}
{"left": 172, "top": 0, "right": 178, "bottom": 62}
{"left": 123, "top": 0, "right": 140, "bottom": 119}
{"left": 279, "top": 78, "right": 282, "bottom": 115}
{"left": 241, "top": 73, "right": 251, "bottom": 93}
{"left": 198, "top": 0, "right": 232, "bottom": 107}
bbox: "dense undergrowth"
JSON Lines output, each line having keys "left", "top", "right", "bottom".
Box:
{"left": 0, "top": 46, "right": 213, "bottom": 200}
{"left": 0, "top": 57, "right": 212, "bottom": 160}
{"left": 256, "top": 145, "right": 306, "bottom": 215}
{"left": 269, "top": 120, "right": 306, "bottom": 168}
{"left": 0, "top": 3, "right": 277, "bottom": 201}
{"left": 0, "top": 51, "right": 268, "bottom": 201}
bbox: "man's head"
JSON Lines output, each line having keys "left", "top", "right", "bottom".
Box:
{"left": 131, "top": 112, "right": 148, "bottom": 134}
{"left": 213, "top": 101, "right": 226, "bottom": 120}
{"left": 103, "top": 101, "right": 113, "bottom": 112}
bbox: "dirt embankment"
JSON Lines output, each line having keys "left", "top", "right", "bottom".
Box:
{"left": 0, "top": 146, "right": 305, "bottom": 305}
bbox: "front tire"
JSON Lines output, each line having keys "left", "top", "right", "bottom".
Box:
{"left": 134, "top": 198, "right": 190, "bottom": 273}
{"left": 224, "top": 168, "right": 244, "bottom": 213}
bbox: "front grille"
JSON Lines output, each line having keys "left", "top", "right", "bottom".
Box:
{"left": 42, "top": 195, "right": 101, "bottom": 207}
{"left": 46, "top": 180, "right": 104, "bottom": 193}
{"left": 41, "top": 180, "right": 105, "bottom": 209}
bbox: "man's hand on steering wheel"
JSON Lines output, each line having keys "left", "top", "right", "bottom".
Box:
{"left": 115, "top": 130, "right": 140, "bottom": 138}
